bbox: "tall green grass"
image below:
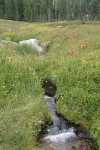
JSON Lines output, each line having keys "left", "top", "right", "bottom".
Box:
{"left": 0, "top": 20, "right": 100, "bottom": 149}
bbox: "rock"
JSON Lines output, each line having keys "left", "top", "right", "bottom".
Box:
{"left": 57, "top": 25, "right": 63, "bottom": 28}
{"left": 75, "top": 125, "right": 92, "bottom": 139}
{"left": 38, "top": 137, "right": 96, "bottom": 150}
{"left": 19, "top": 39, "right": 44, "bottom": 53}
{"left": 0, "top": 40, "right": 18, "bottom": 47}
{"left": 42, "top": 41, "right": 51, "bottom": 52}
{"left": 72, "top": 139, "right": 95, "bottom": 150}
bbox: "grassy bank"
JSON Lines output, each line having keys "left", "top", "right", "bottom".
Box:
{"left": 0, "top": 20, "right": 100, "bottom": 149}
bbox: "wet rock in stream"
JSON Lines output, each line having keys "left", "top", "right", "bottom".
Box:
{"left": 38, "top": 137, "right": 96, "bottom": 150}
{"left": 72, "top": 139, "right": 95, "bottom": 150}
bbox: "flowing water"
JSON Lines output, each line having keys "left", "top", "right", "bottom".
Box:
{"left": 44, "top": 96, "right": 75, "bottom": 135}
{"left": 38, "top": 79, "right": 96, "bottom": 150}
{"left": 38, "top": 95, "right": 77, "bottom": 150}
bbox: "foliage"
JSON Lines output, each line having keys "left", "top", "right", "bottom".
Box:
{"left": 0, "top": 0, "right": 100, "bottom": 21}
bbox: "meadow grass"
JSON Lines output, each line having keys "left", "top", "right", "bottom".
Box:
{"left": 0, "top": 20, "right": 100, "bottom": 149}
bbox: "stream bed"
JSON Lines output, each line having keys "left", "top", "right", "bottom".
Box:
{"left": 38, "top": 79, "right": 96, "bottom": 150}
{"left": 38, "top": 96, "right": 96, "bottom": 150}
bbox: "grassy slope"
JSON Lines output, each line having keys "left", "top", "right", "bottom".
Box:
{"left": 0, "top": 20, "right": 100, "bottom": 149}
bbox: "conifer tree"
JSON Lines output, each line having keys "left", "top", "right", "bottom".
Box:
{"left": 0, "top": 0, "right": 4, "bottom": 18}
{"left": 10, "top": 0, "right": 18, "bottom": 20}
{"left": 23, "top": 0, "right": 32, "bottom": 21}
{"left": 0, "top": 0, "right": 100, "bottom": 21}
{"left": 30, "top": 0, "right": 38, "bottom": 21}
{"left": 17, "top": 0, "right": 24, "bottom": 21}
{"left": 0, "top": 6, "right": 4, "bottom": 19}
{"left": 4, "top": 0, "right": 12, "bottom": 19}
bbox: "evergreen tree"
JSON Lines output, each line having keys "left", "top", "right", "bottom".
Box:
{"left": 0, "top": 0, "right": 100, "bottom": 21}
{"left": 0, "top": 6, "right": 4, "bottom": 19}
{"left": 4, "top": 0, "right": 11, "bottom": 19}
{"left": 58, "top": 0, "right": 67, "bottom": 20}
{"left": 0, "top": 0, "right": 4, "bottom": 18}
{"left": 10, "top": 0, "right": 18, "bottom": 20}
{"left": 17, "top": 0, "right": 24, "bottom": 21}
{"left": 30, "top": 0, "right": 38, "bottom": 21}
{"left": 23, "top": 0, "right": 32, "bottom": 21}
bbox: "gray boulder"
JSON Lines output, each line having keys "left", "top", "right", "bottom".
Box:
{"left": 19, "top": 39, "right": 44, "bottom": 53}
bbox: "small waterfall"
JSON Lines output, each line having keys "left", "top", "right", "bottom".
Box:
{"left": 41, "top": 78, "right": 76, "bottom": 143}
{"left": 44, "top": 95, "right": 76, "bottom": 143}
{"left": 44, "top": 95, "right": 61, "bottom": 135}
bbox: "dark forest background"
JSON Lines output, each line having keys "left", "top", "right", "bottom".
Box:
{"left": 0, "top": 0, "right": 100, "bottom": 22}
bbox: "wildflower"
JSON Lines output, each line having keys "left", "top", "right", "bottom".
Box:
{"left": 2, "top": 86, "right": 5, "bottom": 88}
{"left": 79, "top": 40, "right": 91, "bottom": 49}
{"left": 80, "top": 41, "right": 86, "bottom": 48}
{"left": 68, "top": 50, "right": 78, "bottom": 56}
{"left": 69, "top": 32, "right": 73, "bottom": 37}
{"left": 80, "top": 58, "right": 88, "bottom": 64}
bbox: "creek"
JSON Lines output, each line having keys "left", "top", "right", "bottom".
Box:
{"left": 38, "top": 79, "right": 96, "bottom": 150}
